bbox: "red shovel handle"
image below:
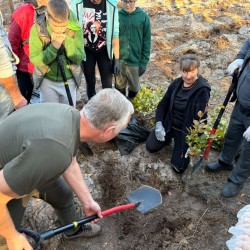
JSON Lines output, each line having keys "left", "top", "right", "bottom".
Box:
{"left": 102, "top": 203, "right": 136, "bottom": 217}
{"left": 203, "top": 128, "right": 217, "bottom": 159}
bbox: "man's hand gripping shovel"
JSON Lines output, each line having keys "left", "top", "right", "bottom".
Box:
{"left": 19, "top": 185, "right": 162, "bottom": 249}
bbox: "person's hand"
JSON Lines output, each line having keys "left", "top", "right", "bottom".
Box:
{"left": 155, "top": 121, "right": 165, "bottom": 141}
{"left": 243, "top": 126, "right": 250, "bottom": 142}
{"left": 51, "top": 33, "right": 66, "bottom": 49}
{"left": 6, "top": 231, "right": 32, "bottom": 250}
{"left": 113, "top": 59, "right": 120, "bottom": 75}
{"left": 227, "top": 59, "right": 244, "bottom": 75}
{"left": 139, "top": 66, "right": 146, "bottom": 77}
{"left": 13, "top": 96, "right": 27, "bottom": 109}
{"left": 83, "top": 199, "right": 102, "bottom": 222}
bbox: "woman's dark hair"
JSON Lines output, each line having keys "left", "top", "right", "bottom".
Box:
{"left": 179, "top": 53, "right": 200, "bottom": 72}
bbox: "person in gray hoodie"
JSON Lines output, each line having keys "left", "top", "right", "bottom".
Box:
{"left": 206, "top": 36, "right": 250, "bottom": 198}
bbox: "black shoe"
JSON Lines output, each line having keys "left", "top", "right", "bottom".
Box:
{"left": 220, "top": 182, "right": 243, "bottom": 198}
{"left": 205, "top": 161, "right": 233, "bottom": 172}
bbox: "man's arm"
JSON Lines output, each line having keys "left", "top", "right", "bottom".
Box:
{"left": 63, "top": 157, "right": 102, "bottom": 218}
{"left": 0, "top": 75, "right": 27, "bottom": 109}
{"left": 0, "top": 38, "right": 27, "bottom": 109}
{"left": 0, "top": 170, "right": 32, "bottom": 250}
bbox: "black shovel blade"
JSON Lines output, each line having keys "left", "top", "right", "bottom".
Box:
{"left": 127, "top": 185, "right": 162, "bottom": 213}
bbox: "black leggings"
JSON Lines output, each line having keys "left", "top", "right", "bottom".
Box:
{"left": 16, "top": 70, "right": 33, "bottom": 103}
{"left": 82, "top": 48, "right": 113, "bottom": 99}
{"left": 146, "top": 127, "right": 190, "bottom": 172}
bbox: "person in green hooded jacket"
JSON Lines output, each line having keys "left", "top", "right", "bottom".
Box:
{"left": 29, "top": 0, "right": 85, "bottom": 106}
{"left": 115, "top": 0, "right": 151, "bottom": 100}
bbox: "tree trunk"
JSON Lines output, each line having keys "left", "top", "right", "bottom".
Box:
{"left": 7, "top": 0, "right": 14, "bottom": 14}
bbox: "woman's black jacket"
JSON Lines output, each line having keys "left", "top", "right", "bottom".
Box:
{"left": 155, "top": 75, "right": 211, "bottom": 150}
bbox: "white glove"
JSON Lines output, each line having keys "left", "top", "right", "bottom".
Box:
{"left": 155, "top": 121, "right": 165, "bottom": 141}
{"left": 243, "top": 126, "right": 250, "bottom": 142}
{"left": 227, "top": 59, "right": 244, "bottom": 75}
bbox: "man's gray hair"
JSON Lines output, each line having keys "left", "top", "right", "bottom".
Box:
{"left": 82, "top": 89, "right": 134, "bottom": 129}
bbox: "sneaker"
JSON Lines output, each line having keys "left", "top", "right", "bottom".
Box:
{"left": 205, "top": 161, "right": 233, "bottom": 172}
{"left": 220, "top": 182, "right": 243, "bottom": 198}
{"left": 64, "top": 223, "right": 102, "bottom": 239}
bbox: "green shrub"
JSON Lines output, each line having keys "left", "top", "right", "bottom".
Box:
{"left": 132, "top": 84, "right": 165, "bottom": 126}
{"left": 186, "top": 107, "right": 229, "bottom": 157}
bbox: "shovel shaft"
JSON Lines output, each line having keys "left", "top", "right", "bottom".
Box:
{"left": 203, "top": 128, "right": 216, "bottom": 159}
{"left": 57, "top": 46, "right": 74, "bottom": 107}
{"left": 192, "top": 71, "right": 238, "bottom": 175}
{"left": 102, "top": 203, "right": 136, "bottom": 217}
{"left": 202, "top": 71, "right": 238, "bottom": 159}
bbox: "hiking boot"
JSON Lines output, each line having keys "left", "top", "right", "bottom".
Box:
{"left": 205, "top": 161, "right": 233, "bottom": 172}
{"left": 220, "top": 182, "right": 243, "bottom": 198}
{"left": 64, "top": 223, "right": 102, "bottom": 239}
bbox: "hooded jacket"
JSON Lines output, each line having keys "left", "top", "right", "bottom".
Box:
{"left": 232, "top": 36, "right": 250, "bottom": 108}
{"left": 8, "top": 3, "right": 35, "bottom": 73}
{"left": 156, "top": 75, "right": 211, "bottom": 150}
{"left": 70, "top": 0, "right": 119, "bottom": 60}
{"left": 119, "top": 7, "right": 151, "bottom": 67}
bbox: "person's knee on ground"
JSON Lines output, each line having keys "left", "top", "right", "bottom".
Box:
{"left": 146, "top": 131, "right": 165, "bottom": 153}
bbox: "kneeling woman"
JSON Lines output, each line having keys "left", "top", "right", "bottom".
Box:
{"left": 146, "top": 53, "right": 211, "bottom": 173}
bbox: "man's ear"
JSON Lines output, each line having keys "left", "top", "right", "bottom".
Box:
{"left": 103, "top": 125, "right": 116, "bottom": 138}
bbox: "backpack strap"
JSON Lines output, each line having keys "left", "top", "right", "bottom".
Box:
{"left": 35, "top": 13, "right": 51, "bottom": 49}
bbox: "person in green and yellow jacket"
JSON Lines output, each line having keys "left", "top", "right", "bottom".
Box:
{"left": 29, "top": 0, "right": 85, "bottom": 106}
{"left": 116, "top": 0, "right": 151, "bottom": 100}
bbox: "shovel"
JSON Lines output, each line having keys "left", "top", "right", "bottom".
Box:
{"left": 192, "top": 71, "right": 238, "bottom": 175}
{"left": 19, "top": 185, "right": 162, "bottom": 249}
{"left": 57, "top": 44, "right": 74, "bottom": 107}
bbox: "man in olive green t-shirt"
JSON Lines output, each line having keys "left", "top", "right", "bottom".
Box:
{"left": 0, "top": 88, "right": 133, "bottom": 250}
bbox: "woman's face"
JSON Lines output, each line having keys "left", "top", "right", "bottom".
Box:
{"left": 181, "top": 68, "right": 199, "bottom": 85}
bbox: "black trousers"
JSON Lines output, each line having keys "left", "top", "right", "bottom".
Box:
{"left": 7, "top": 176, "right": 79, "bottom": 229}
{"left": 82, "top": 48, "right": 113, "bottom": 99}
{"left": 146, "top": 127, "right": 190, "bottom": 172}
{"left": 16, "top": 70, "right": 33, "bottom": 103}
{"left": 219, "top": 101, "right": 250, "bottom": 185}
